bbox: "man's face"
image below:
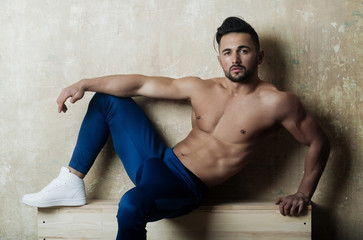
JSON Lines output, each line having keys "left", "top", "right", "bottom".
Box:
{"left": 217, "top": 33, "right": 263, "bottom": 83}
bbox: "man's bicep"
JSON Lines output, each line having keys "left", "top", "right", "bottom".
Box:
{"left": 137, "top": 76, "right": 201, "bottom": 100}
{"left": 278, "top": 94, "right": 316, "bottom": 145}
{"left": 282, "top": 104, "right": 322, "bottom": 146}
{"left": 170, "top": 76, "right": 202, "bottom": 99}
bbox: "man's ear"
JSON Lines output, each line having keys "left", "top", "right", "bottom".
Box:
{"left": 257, "top": 50, "right": 264, "bottom": 65}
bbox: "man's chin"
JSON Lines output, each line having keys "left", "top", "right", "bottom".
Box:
{"left": 227, "top": 70, "right": 256, "bottom": 83}
{"left": 227, "top": 75, "right": 248, "bottom": 83}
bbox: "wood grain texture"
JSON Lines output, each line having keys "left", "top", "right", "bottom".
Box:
{"left": 38, "top": 200, "right": 311, "bottom": 240}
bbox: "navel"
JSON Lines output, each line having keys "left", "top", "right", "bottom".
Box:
{"left": 240, "top": 129, "right": 246, "bottom": 134}
{"left": 196, "top": 116, "right": 201, "bottom": 120}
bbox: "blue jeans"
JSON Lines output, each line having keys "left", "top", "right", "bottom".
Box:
{"left": 69, "top": 93, "right": 207, "bottom": 240}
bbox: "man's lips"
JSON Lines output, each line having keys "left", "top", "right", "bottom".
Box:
{"left": 230, "top": 65, "right": 245, "bottom": 73}
{"left": 232, "top": 68, "right": 242, "bottom": 72}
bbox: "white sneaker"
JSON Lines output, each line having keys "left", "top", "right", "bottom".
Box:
{"left": 22, "top": 167, "right": 86, "bottom": 207}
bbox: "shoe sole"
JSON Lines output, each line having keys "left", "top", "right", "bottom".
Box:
{"left": 22, "top": 198, "right": 87, "bottom": 208}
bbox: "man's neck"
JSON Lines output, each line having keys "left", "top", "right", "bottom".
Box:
{"left": 224, "top": 75, "right": 261, "bottom": 96}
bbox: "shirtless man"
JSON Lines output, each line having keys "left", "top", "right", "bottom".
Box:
{"left": 22, "top": 17, "right": 330, "bottom": 239}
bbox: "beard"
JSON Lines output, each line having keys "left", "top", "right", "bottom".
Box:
{"left": 225, "top": 59, "right": 258, "bottom": 83}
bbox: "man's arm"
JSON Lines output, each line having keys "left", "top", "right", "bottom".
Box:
{"left": 56, "top": 74, "right": 201, "bottom": 113}
{"left": 274, "top": 93, "right": 330, "bottom": 216}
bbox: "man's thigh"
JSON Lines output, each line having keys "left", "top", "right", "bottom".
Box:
{"left": 137, "top": 158, "right": 199, "bottom": 221}
{"left": 99, "top": 94, "right": 166, "bottom": 183}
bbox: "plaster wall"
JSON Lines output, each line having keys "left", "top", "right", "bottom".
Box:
{"left": 0, "top": 0, "right": 361, "bottom": 239}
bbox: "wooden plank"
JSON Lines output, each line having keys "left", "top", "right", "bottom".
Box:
{"left": 38, "top": 200, "right": 311, "bottom": 240}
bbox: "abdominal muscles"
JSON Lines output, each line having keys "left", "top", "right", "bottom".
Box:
{"left": 173, "top": 129, "right": 258, "bottom": 187}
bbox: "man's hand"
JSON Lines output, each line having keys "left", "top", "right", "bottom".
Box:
{"left": 275, "top": 192, "right": 311, "bottom": 216}
{"left": 56, "top": 81, "right": 85, "bottom": 113}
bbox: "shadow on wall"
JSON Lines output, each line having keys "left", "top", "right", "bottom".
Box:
{"left": 312, "top": 115, "right": 351, "bottom": 240}
{"left": 259, "top": 35, "right": 290, "bottom": 91}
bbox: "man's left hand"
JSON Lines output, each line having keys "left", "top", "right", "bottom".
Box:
{"left": 275, "top": 192, "right": 310, "bottom": 216}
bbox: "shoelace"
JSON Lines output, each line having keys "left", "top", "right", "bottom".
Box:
{"left": 40, "top": 177, "right": 68, "bottom": 192}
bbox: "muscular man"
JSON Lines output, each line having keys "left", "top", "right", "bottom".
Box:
{"left": 22, "top": 17, "right": 330, "bottom": 239}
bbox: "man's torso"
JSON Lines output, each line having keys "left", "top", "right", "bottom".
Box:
{"left": 173, "top": 77, "right": 284, "bottom": 187}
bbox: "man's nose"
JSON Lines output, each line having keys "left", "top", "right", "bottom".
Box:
{"left": 232, "top": 52, "right": 241, "bottom": 64}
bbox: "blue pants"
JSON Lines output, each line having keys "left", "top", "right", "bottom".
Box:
{"left": 69, "top": 93, "right": 207, "bottom": 240}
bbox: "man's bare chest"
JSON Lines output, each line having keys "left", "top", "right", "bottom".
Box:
{"left": 191, "top": 96, "right": 277, "bottom": 143}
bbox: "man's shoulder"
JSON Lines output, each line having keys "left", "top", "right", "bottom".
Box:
{"left": 258, "top": 81, "right": 298, "bottom": 103}
{"left": 258, "top": 82, "right": 303, "bottom": 122}
{"left": 257, "top": 82, "right": 302, "bottom": 114}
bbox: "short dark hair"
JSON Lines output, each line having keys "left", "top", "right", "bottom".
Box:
{"left": 215, "top": 17, "right": 260, "bottom": 51}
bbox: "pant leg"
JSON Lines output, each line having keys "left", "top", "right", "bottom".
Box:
{"left": 116, "top": 156, "right": 202, "bottom": 240}
{"left": 69, "top": 93, "right": 166, "bottom": 184}
{"left": 68, "top": 93, "right": 201, "bottom": 240}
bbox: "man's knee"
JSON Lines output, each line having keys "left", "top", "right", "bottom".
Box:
{"left": 117, "top": 190, "right": 139, "bottom": 218}
{"left": 116, "top": 189, "right": 149, "bottom": 238}
{"left": 89, "top": 93, "right": 134, "bottom": 116}
{"left": 117, "top": 189, "right": 149, "bottom": 224}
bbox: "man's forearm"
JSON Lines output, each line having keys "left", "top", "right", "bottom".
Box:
{"left": 81, "top": 74, "right": 144, "bottom": 97}
{"left": 297, "top": 136, "right": 330, "bottom": 200}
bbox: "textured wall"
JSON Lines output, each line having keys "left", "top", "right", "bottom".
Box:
{"left": 0, "top": 0, "right": 361, "bottom": 239}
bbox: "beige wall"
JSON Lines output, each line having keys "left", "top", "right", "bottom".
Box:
{"left": 0, "top": 0, "right": 361, "bottom": 239}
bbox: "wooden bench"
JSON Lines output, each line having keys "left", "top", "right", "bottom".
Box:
{"left": 38, "top": 200, "right": 311, "bottom": 240}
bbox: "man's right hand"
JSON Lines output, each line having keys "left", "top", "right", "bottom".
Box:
{"left": 57, "top": 81, "right": 85, "bottom": 113}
